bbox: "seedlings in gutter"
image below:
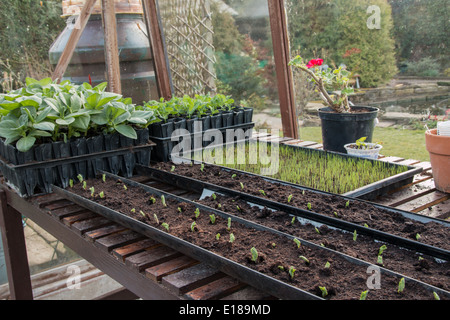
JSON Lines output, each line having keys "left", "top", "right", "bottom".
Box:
{"left": 293, "top": 238, "right": 301, "bottom": 249}
{"left": 299, "top": 255, "right": 310, "bottom": 265}
{"left": 345, "top": 200, "right": 350, "bottom": 208}
{"left": 291, "top": 216, "right": 296, "bottom": 225}
{"left": 190, "top": 221, "right": 197, "bottom": 232}
{"left": 287, "top": 194, "right": 293, "bottom": 203}
{"left": 360, "top": 290, "right": 368, "bottom": 300}
{"left": 161, "top": 223, "right": 169, "bottom": 232}
{"left": 69, "top": 179, "right": 74, "bottom": 188}
{"left": 209, "top": 214, "right": 216, "bottom": 224}
{"left": 211, "top": 193, "right": 217, "bottom": 201}
{"left": 398, "top": 277, "right": 405, "bottom": 294}
{"left": 200, "top": 163, "right": 205, "bottom": 172}
{"left": 319, "top": 286, "right": 328, "bottom": 298}
{"left": 161, "top": 195, "right": 167, "bottom": 207}
{"left": 229, "top": 233, "right": 235, "bottom": 243}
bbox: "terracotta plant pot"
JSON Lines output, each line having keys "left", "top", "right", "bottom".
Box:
{"left": 425, "top": 129, "right": 450, "bottom": 193}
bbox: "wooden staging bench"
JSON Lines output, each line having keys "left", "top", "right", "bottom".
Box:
{"left": 0, "top": 132, "right": 449, "bottom": 300}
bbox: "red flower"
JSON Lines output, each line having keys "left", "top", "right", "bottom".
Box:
{"left": 306, "top": 59, "right": 324, "bottom": 69}
{"left": 88, "top": 74, "right": 92, "bottom": 86}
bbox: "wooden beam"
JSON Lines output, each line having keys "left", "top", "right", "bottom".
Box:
{"left": 0, "top": 191, "right": 33, "bottom": 300}
{"left": 141, "top": 0, "right": 173, "bottom": 100}
{"left": 267, "top": 0, "right": 299, "bottom": 139}
{"left": 51, "top": 0, "right": 97, "bottom": 82}
{"left": 101, "top": 0, "right": 122, "bottom": 94}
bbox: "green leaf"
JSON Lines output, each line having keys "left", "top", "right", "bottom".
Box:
{"left": 56, "top": 117, "right": 75, "bottom": 125}
{"left": 70, "top": 94, "right": 82, "bottom": 112}
{"left": 33, "top": 121, "right": 55, "bottom": 132}
{"left": 115, "top": 124, "right": 137, "bottom": 140}
{"left": 16, "top": 136, "right": 36, "bottom": 152}
{"left": 71, "top": 114, "right": 90, "bottom": 130}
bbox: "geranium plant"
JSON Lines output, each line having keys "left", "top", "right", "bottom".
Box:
{"left": 289, "top": 55, "right": 354, "bottom": 113}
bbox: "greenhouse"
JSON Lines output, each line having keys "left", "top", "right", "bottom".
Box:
{"left": 0, "top": 0, "right": 448, "bottom": 305}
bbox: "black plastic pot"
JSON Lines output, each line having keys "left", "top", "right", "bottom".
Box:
{"left": 318, "top": 106, "right": 379, "bottom": 153}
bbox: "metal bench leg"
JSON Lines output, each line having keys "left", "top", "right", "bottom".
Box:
{"left": 0, "top": 191, "right": 33, "bottom": 300}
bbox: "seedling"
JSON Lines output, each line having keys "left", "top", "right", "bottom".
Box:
{"left": 161, "top": 223, "right": 169, "bottom": 232}
{"left": 194, "top": 208, "right": 200, "bottom": 219}
{"left": 416, "top": 233, "right": 421, "bottom": 241}
{"left": 271, "top": 242, "right": 276, "bottom": 248}
{"left": 177, "top": 207, "right": 182, "bottom": 213}
{"left": 360, "top": 290, "right": 368, "bottom": 300}
{"left": 291, "top": 216, "right": 296, "bottom": 225}
{"left": 288, "top": 266, "right": 296, "bottom": 279}
{"left": 378, "top": 245, "right": 387, "bottom": 256}
{"left": 377, "top": 255, "right": 384, "bottom": 265}
{"left": 123, "top": 184, "right": 127, "bottom": 190}
{"left": 293, "top": 238, "right": 301, "bottom": 249}
{"left": 170, "top": 165, "right": 175, "bottom": 172}
{"left": 82, "top": 181, "right": 87, "bottom": 190}
{"left": 324, "top": 261, "right": 331, "bottom": 269}
{"left": 397, "top": 277, "right": 405, "bottom": 294}
{"left": 299, "top": 255, "right": 310, "bottom": 265}
{"left": 149, "top": 196, "right": 156, "bottom": 204}
{"left": 215, "top": 233, "right": 220, "bottom": 241}
{"left": 229, "top": 233, "right": 235, "bottom": 243}
{"left": 250, "top": 247, "right": 258, "bottom": 262}
{"left": 240, "top": 182, "right": 244, "bottom": 190}
{"left": 307, "top": 203, "right": 312, "bottom": 210}
{"left": 288, "top": 194, "right": 293, "bottom": 203}
{"left": 99, "top": 191, "right": 105, "bottom": 198}
{"left": 139, "top": 210, "right": 146, "bottom": 218}
{"left": 69, "top": 179, "right": 74, "bottom": 188}
{"left": 200, "top": 163, "right": 205, "bottom": 172}
{"left": 319, "top": 286, "right": 328, "bottom": 298}
{"left": 153, "top": 213, "right": 159, "bottom": 225}
{"left": 315, "top": 227, "right": 320, "bottom": 234}
{"left": 209, "top": 214, "right": 216, "bottom": 224}
{"left": 89, "top": 186, "right": 95, "bottom": 197}
{"left": 227, "top": 217, "right": 232, "bottom": 231}
{"left": 131, "top": 208, "right": 136, "bottom": 213}
{"left": 102, "top": 174, "right": 106, "bottom": 182}
{"left": 191, "top": 221, "right": 197, "bottom": 232}
{"left": 211, "top": 193, "right": 216, "bottom": 201}
{"left": 259, "top": 190, "right": 266, "bottom": 196}
{"left": 161, "top": 195, "right": 167, "bottom": 207}
{"left": 353, "top": 230, "right": 358, "bottom": 241}
{"left": 333, "top": 212, "right": 338, "bottom": 218}
{"left": 236, "top": 205, "right": 241, "bottom": 212}
{"left": 433, "top": 292, "right": 440, "bottom": 300}
{"left": 231, "top": 174, "right": 236, "bottom": 179}
{"left": 278, "top": 265, "right": 284, "bottom": 271}
{"left": 77, "top": 174, "right": 83, "bottom": 183}
{"left": 345, "top": 200, "right": 350, "bottom": 208}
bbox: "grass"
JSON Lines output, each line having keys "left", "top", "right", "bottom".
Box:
{"left": 298, "top": 126, "right": 430, "bottom": 162}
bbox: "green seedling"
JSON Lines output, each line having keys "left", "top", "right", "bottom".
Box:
{"left": 82, "top": 181, "right": 87, "bottom": 190}
{"left": 211, "top": 193, "right": 217, "bottom": 201}
{"left": 378, "top": 245, "right": 387, "bottom": 256}
{"left": 161, "top": 195, "right": 167, "bottom": 207}
{"left": 240, "top": 182, "right": 244, "bottom": 190}
{"left": 307, "top": 203, "right": 312, "bottom": 210}
{"left": 398, "top": 278, "right": 405, "bottom": 294}
{"left": 293, "top": 238, "right": 301, "bottom": 248}
{"left": 229, "top": 233, "right": 235, "bottom": 243}
{"left": 319, "top": 286, "right": 328, "bottom": 298}
{"left": 99, "top": 191, "right": 105, "bottom": 198}
{"left": 250, "top": 247, "right": 258, "bottom": 262}
{"left": 171, "top": 165, "right": 175, "bottom": 172}
{"left": 364, "top": 223, "right": 369, "bottom": 228}
{"left": 190, "top": 221, "right": 197, "bottom": 232}
{"left": 345, "top": 200, "right": 350, "bottom": 208}
{"left": 271, "top": 242, "right": 276, "bottom": 248}
{"left": 377, "top": 255, "right": 383, "bottom": 265}
{"left": 333, "top": 212, "right": 338, "bottom": 218}
{"left": 200, "top": 163, "right": 205, "bottom": 172}
{"left": 259, "top": 190, "right": 266, "bottom": 196}
{"left": 324, "top": 261, "right": 331, "bottom": 269}
{"left": 299, "top": 255, "right": 310, "bottom": 265}
{"left": 161, "top": 223, "right": 169, "bottom": 232}
{"left": 227, "top": 217, "right": 232, "bottom": 231}
{"left": 278, "top": 265, "right": 284, "bottom": 271}
{"left": 89, "top": 187, "right": 95, "bottom": 197}
{"left": 102, "top": 174, "right": 106, "bottom": 182}
{"left": 209, "top": 214, "right": 216, "bottom": 224}
{"left": 131, "top": 208, "right": 136, "bottom": 213}
{"left": 288, "top": 266, "right": 296, "bottom": 279}
{"left": 315, "top": 227, "right": 320, "bottom": 234}
{"left": 215, "top": 233, "right": 220, "bottom": 241}
{"left": 139, "top": 210, "right": 146, "bottom": 218}
{"left": 217, "top": 203, "right": 222, "bottom": 209}
{"left": 77, "top": 174, "right": 83, "bottom": 183}
{"left": 433, "top": 292, "right": 440, "bottom": 300}
{"left": 236, "top": 205, "right": 241, "bottom": 212}
{"left": 69, "top": 179, "right": 74, "bottom": 188}
{"left": 291, "top": 216, "right": 296, "bottom": 225}
{"left": 360, "top": 290, "right": 368, "bottom": 300}
{"left": 353, "top": 230, "right": 358, "bottom": 241}
{"left": 231, "top": 174, "right": 236, "bottom": 179}
{"left": 416, "top": 233, "right": 421, "bottom": 241}
{"left": 153, "top": 213, "right": 159, "bottom": 225}
{"left": 194, "top": 208, "right": 200, "bottom": 219}
{"left": 177, "top": 207, "right": 182, "bottom": 213}
{"left": 288, "top": 194, "right": 293, "bottom": 203}
{"left": 149, "top": 196, "right": 156, "bottom": 204}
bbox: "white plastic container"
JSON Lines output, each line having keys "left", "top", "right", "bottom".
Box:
{"left": 437, "top": 121, "right": 450, "bottom": 137}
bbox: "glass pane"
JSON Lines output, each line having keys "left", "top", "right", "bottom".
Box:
{"left": 285, "top": 0, "right": 449, "bottom": 158}
{"left": 158, "top": 0, "right": 281, "bottom": 129}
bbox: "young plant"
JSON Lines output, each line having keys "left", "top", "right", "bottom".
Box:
{"left": 324, "top": 261, "right": 331, "bottom": 269}
{"left": 123, "top": 184, "right": 127, "bottom": 191}
{"left": 131, "top": 208, "right": 136, "bottom": 213}
{"left": 250, "top": 247, "right": 258, "bottom": 263}
{"left": 170, "top": 165, "right": 175, "bottom": 172}
{"left": 231, "top": 174, "right": 236, "bottom": 179}
{"left": 99, "top": 191, "right": 105, "bottom": 199}
{"left": 378, "top": 245, "right": 387, "bottom": 256}
{"left": 200, "top": 163, "right": 205, "bottom": 172}
{"left": 89, "top": 187, "right": 95, "bottom": 197}
{"left": 398, "top": 277, "right": 405, "bottom": 294}
{"left": 211, "top": 193, "right": 217, "bottom": 201}
{"left": 240, "top": 182, "right": 244, "bottom": 190}
{"left": 209, "top": 214, "right": 216, "bottom": 224}
{"left": 291, "top": 216, "right": 296, "bottom": 225}
{"left": 153, "top": 213, "right": 159, "bottom": 225}
{"left": 315, "top": 227, "right": 320, "bottom": 234}
{"left": 319, "top": 286, "right": 328, "bottom": 298}
{"left": 77, "top": 174, "right": 83, "bottom": 183}
{"left": 161, "top": 222, "right": 169, "bottom": 232}
{"left": 102, "top": 174, "right": 106, "bottom": 182}
{"left": 227, "top": 217, "right": 232, "bottom": 231}
{"left": 288, "top": 266, "right": 296, "bottom": 279}
{"left": 353, "top": 230, "right": 358, "bottom": 241}
{"left": 360, "top": 290, "right": 368, "bottom": 300}
{"left": 82, "top": 181, "right": 87, "bottom": 190}
{"left": 149, "top": 196, "right": 156, "bottom": 204}
{"left": 215, "top": 233, "right": 220, "bottom": 241}
{"left": 288, "top": 194, "right": 293, "bottom": 203}
{"left": 229, "top": 233, "right": 235, "bottom": 243}
{"left": 190, "top": 221, "right": 197, "bottom": 232}
{"left": 177, "top": 207, "right": 182, "bottom": 213}
{"left": 307, "top": 203, "right": 312, "bottom": 210}
{"left": 293, "top": 238, "right": 301, "bottom": 249}
{"left": 259, "top": 190, "right": 266, "bottom": 197}
{"left": 194, "top": 208, "right": 200, "bottom": 219}
{"left": 433, "top": 292, "right": 440, "bottom": 300}
{"left": 139, "top": 210, "right": 146, "bottom": 218}
{"left": 161, "top": 195, "right": 167, "bottom": 207}
{"left": 299, "top": 255, "right": 310, "bottom": 265}
{"left": 345, "top": 200, "right": 350, "bottom": 208}
{"left": 69, "top": 179, "right": 74, "bottom": 188}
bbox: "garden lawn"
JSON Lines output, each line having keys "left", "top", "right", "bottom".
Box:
{"left": 298, "top": 126, "right": 430, "bottom": 162}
